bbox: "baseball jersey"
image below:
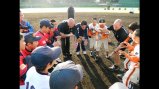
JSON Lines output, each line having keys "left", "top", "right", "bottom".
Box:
{"left": 88, "top": 23, "right": 99, "bottom": 37}
{"left": 25, "top": 66, "right": 50, "bottom": 89}
{"left": 34, "top": 30, "right": 47, "bottom": 46}
{"left": 95, "top": 25, "right": 109, "bottom": 40}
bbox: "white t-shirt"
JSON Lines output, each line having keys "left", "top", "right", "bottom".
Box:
{"left": 25, "top": 66, "right": 50, "bottom": 89}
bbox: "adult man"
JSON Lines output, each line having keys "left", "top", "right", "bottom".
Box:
{"left": 20, "top": 10, "right": 34, "bottom": 33}
{"left": 25, "top": 46, "right": 62, "bottom": 89}
{"left": 88, "top": 18, "right": 99, "bottom": 56}
{"left": 34, "top": 19, "right": 53, "bottom": 46}
{"left": 107, "top": 19, "right": 130, "bottom": 71}
{"left": 49, "top": 60, "right": 83, "bottom": 89}
{"left": 75, "top": 20, "right": 89, "bottom": 55}
{"left": 58, "top": 18, "right": 76, "bottom": 59}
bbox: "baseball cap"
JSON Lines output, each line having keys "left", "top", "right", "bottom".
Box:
{"left": 49, "top": 60, "right": 83, "bottom": 89}
{"left": 40, "top": 19, "right": 52, "bottom": 28}
{"left": 24, "top": 32, "right": 41, "bottom": 43}
{"left": 109, "top": 82, "right": 127, "bottom": 89}
{"left": 31, "top": 46, "right": 62, "bottom": 68}
{"left": 99, "top": 18, "right": 105, "bottom": 23}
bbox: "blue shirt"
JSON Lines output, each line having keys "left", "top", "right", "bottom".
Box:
{"left": 75, "top": 23, "right": 89, "bottom": 39}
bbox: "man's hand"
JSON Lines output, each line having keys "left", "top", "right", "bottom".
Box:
{"left": 60, "top": 33, "right": 67, "bottom": 38}
{"left": 53, "top": 41, "right": 61, "bottom": 47}
{"left": 118, "top": 50, "right": 127, "bottom": 55}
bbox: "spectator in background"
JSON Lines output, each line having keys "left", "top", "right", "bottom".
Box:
{"left": 49, "top": 60, "right": 83, "bottom": 89}
{"left": 20, "top": 10, "right": 34, "bottom": 33}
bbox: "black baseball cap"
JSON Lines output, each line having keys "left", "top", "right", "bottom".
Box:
{"left": 99, "top": 18, "right": 105, "bottom": 23}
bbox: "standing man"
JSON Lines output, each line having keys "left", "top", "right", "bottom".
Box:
{"left": 107, "top": 19, "right": 130, "bottom": 71}
{"left": 58, "top": 18, "right": 76, "bottom": 59}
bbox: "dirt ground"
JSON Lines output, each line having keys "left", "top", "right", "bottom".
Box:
{"left": 24, "top": 12, "right": 139, "bottom": 89}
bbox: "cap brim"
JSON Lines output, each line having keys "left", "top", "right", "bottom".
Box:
{"left": 34, "top": 36, "right": 41, "bottom": 41}
{"left": 75, "top": 64, "right": 83, "bottom": 81}
{"left": 50, "top": 47, "right": 62, "bottom": 60}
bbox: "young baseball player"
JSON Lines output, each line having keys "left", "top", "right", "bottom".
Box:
{"left": 123, "top": 22, "right": 139, "bottom": 71}
{"left": 116, "top": 22, "right": 139, "bottom": 79}
{"left": 25, "top": 46, "right": 62, "bottom": 89}
{"left": 34, "top": 19, "right": 53, "bottom": 46}
{"left": 20, "top": 33, "right": 27, "bottom": 89}
{"left": 95, "top": 18, "right": 110, "bottom": 58}
{"left": 49, "top": 60, "right": 83, "bottom": 89}
{"left": 88, "top": 18, "right": 99, "bottom": 57}
{"left": 118, "top": 29, "right": 140, "bottom": 88}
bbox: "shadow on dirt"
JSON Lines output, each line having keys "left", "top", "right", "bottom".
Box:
{"left": 95, "top": 56, "right": 120, "bottom": 84}
{"left": 77, "top": 54, "right": 109, "bottom": 89}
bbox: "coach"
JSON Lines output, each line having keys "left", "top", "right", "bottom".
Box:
{"left": 58, "top": 18, "right": 76, "bottom": 59}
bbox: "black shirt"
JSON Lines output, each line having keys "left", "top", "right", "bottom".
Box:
{"left": 58, "top": 21, "right": 76, "bottom": 35}
{"left": 107, "top": 25, "right": 129, "bottom": 43}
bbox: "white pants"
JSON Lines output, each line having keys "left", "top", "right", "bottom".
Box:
{"left": 95, "top": 38, "right": 109, "bottom": 51}
{"left": 89, "top": 37, "right": 96, "bottom": 49}
{"left": 124, "top": 58, "right": 131, "bottom": 70}
{"left": 122, "top": 63, "right": 140, "bottom": 87}
{"left": 20, "top": 85, "right": 26, "bottom": 89}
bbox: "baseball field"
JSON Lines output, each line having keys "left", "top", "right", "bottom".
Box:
{"left": 24, "top": 12, "right": 139, "bottom": 89}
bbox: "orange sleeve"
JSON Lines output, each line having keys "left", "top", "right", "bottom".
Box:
{"left": 125, "top": 54, "right": 140, "bottom": 63}
{"left": 124, "top": 36, "right": 130, "bottom": 42}
{"left": 127, "top": 45, "right": 135, "bottom": 51}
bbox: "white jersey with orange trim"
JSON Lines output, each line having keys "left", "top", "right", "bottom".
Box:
{"left": 88, "top": 23, "right": 99, "bottom": 37}
{"left": 122, "top": 44, "right": 140, "bottom": 87}
{"left": 88, "top": 23, "right": 99, "bottom": 49}
{"left": 25, "top": 66, "right": 50, "bottom": 89}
